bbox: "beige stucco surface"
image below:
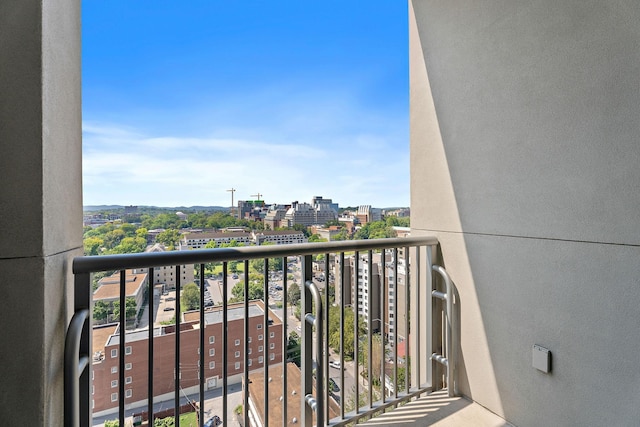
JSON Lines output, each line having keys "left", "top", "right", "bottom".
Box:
{"left": 410, "top": 1, "right": 640, "bottom": 426}
{"left": 0, "top": 0, "right": 82, "bottom": 425}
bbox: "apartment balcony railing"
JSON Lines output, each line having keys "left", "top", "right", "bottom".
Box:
{"left": 65, "top": 236, "right": 455, "bottom": 427}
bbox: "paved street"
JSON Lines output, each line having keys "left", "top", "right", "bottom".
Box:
{"left": 92, "top": 382, "right": 244, "bottom": 426}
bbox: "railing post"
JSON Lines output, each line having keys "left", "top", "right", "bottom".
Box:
{"left": 65, "top": 271, "right": 92, "bottom": 427}
{"left": 425, "top": 245, "right": 434, "bottom": 390}
{"left": 302, "top": 255, "right": 314, "bottom": 427}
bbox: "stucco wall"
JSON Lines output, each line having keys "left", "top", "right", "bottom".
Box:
{"left": 0, "top": 0, "right": 82, "bottom": 425}
{"left": 410, "top": 1, "right": 640, "bottom": 425}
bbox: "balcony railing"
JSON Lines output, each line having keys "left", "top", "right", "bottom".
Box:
{"left": 65, "top": 236, "right": 455, "bottom": 427}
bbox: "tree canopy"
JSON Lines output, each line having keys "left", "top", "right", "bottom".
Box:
{"left": 181, "top": 283, "right": 200, "bottom": 310}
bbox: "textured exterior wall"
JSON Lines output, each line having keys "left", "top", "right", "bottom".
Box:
{"left": 0, "top": 0, "right": 82, "bottom": 425}
{"left": 410, "top": 1, "right": 640, "bottom": 426}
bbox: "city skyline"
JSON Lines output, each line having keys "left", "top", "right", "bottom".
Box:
{"left": 82, "top": 1, "right": 410, "bottom": 208}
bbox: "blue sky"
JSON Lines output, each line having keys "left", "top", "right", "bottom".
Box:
{"left": 82, "top": 1, "right": 409, "bottom": 208}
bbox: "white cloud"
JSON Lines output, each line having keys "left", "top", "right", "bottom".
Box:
{"left": 82, "top": 113, "right": 409, "bottom": 208}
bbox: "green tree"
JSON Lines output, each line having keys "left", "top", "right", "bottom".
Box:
{"left": 135, "top": 227, "right": 148, "bottom": 239}
{"left": 112, "top": 297, "right": 137, "bottom": 320}
{"left": 111, "top": 236, "right": 146, "bottom": 254}
{"left": 328, "top": 306, "right": 366, "bottom": 358}
{"left": 230, "top": 281, "right": 264, "bottom": 302}
{"left": 93, "top": 300, "right": 109, "bottom": 322}
{"left": 182, "top": 283, "right": 200, "bottom": 310}
{"left": 119, "top": 222, "right": 138, "bottom": 237}
{"left": 83, "top": 236, "right": 104, "bottom": 256}
{"left": 359, "top": 333, "right": 385, "bottom": 386}
{"left": 156, "top": 228, "right": 181, "bottom": 249}
{"left": 286, "top": 331, "right": 301, "bottom": 365}
{"left": 103, "top": 228, "right": 125, "bottom": 249}
{"left": 332, "top": 229, "right": 349, "bottom": 241}
{"left": 308, "top": 234, "right": 327, "bottom": 243}
{"left": 292, "top": 223, "right": 311, "bottom": 237}
{"left": 353, "top": 220, "right": 397, "bottom": 240}
{"left": 287, "top": 283, "right": 301, "bottom": 307}
{"left": 251, "top": 256, "right": 283, "bottom": 274}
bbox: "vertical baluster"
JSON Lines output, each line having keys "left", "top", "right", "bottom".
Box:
{"left": 415, "top": 246, "right": 421, "bottom": 390}
{"left": 70, "top": 271, "right": 91, "bottom": 427}
{"left": 324, "top": 252, "right": 330, "bottom": 423}
{"left": 243, "top": 260, "right": 250, "bottom": 427}
{"left": 393, "top": 248, "right": 398, "bottom": 400}
{"left": 199, "top": 264, "right": 205, "bottom": 426}
{"left": 354, "top": 251, "right": 360, "bottom": 413}
{"left": 119, "top": 270, "right": 126, "bottom": 427}
{"left": 404, "top": 246, "right": 410, "bottom": 395}
{"left": 282, "top": 256, "right": 288, "bottom": 427}
{"left": 175, "top": 265, "right": 181, "bottom": 427}
{"left": 222, "top": 262, "right": 228, "bottom": 424}
{"left": 148, "top": 268, "right": 155, "bottom": 426}
{"left": 367, "top": 250, "right": 373, "bottom": 410}
{"left": 263, "top": 258, "right": 269, "bottom": 425}
{"left": 339, "top": 252, "right": 345, "bottom": 420}
{"left": 302, "top": 254, "right": 313, "bottom": 427}
{"left": 380, "top": 249, "right": 386, "bottom": 403}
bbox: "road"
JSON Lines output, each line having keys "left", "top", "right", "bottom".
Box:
{"left": 92, "top": 382, "right": 243, "bottom": 426}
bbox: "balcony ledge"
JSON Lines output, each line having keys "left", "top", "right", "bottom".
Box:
{"left": 360, "top": 390, "right": 513, "bottom": 427}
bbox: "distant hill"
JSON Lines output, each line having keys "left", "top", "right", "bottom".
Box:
{"left": 83, "top": 205, "right": 228, "bottom": 212}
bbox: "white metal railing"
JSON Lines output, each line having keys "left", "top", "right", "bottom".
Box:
{"left": 64, "top": 236, "right": 454, "bottom": 427}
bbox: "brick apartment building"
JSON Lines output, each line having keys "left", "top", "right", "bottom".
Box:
{"left": 91, "top": 301, "right": 283, "bottom": 416}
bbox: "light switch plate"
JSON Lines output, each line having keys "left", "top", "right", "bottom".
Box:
{"left": 533, "top": 344, "right": 551, "bottom": 373}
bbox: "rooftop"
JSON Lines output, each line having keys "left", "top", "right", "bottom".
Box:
{"left": 183, "top": 300, "right": 281, "bottom": 326}
{"left": 93, "top": 270, "right": 148, "bottom": 300}
{"left": 248, "top": 363, "right": 340, "bottom": 427}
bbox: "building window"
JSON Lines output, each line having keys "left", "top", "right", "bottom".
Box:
{"left": 111, "top": 366, "right": 117, "bottom": 374}
{"left": 248, "top": 348, "right": 252, "bottom": 354}
{"left": 209, "top": 348, "right": 215, "bottom": 356}
{"left": 270, "top": 332, "right": 275, "bottom": 338}
{"left": 111, "top": 349, "right": 117, "bottom": 358}
{"left": 125, "top": 346, "right": 132, "bottom": 355}
{"left": 248, "top": 337, "right": 252, "bottom": 343}
{"left": 209, "top": 336, "right": 215, "bottom": 344}
{"left": 125, "top": 363, "right": 132, "bottom": 370}
{"left": 235, "top": 362, "right": 241, "bottom": 370}
{"left": 270, "top": 343, "right": 275, "bottom": 349}
{"left": 125, "top": 389, "right": 132, "bottom": 398}
{"left": 248, "top": 359, "right": 252, "bottom": 366}
{"left": 258, "top": 356, "right": 263, "bottom": 364}
{"left": 111, "top": 380, "right": 117, "bottom": 388}
{"left": 209, "top": 361, "right": 215, "bottom": 370}
{"left": 270, "top": 353, "right": 275, "bottom": 361}
{"left": 235, "top": 339, "right": 240, "bottom": 346}
{"left": 111, "top": 393, "right": 118, "bottom": 402}
{"left": 258, "top": 346, "right": 263, "bottom": 353}
{"left": 235, "top": 351, "right": 240, "bottom": 358}
{"left": 257, "top": 323, "right": 262, "bottom": 330}
{"left": 125, "top": 376, "right": 132, "bottom": 384}
{"left": 258, "top": 334, "right": 263, "bottom": 341}
{"left": 92, "top": 385, "right": 94, "bottom": 395}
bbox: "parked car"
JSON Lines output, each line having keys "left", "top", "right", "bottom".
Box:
{"left": 329, "top": 360, "right": 342, "bottom": 370}
{"left": 204, "top": 415, "right": 222, "bottom": 427}
{"left": 329, "top": 378, "right": 340, "bottom": 392}
{"left": 163, "top": 306, "right": 174, "bottom": 311}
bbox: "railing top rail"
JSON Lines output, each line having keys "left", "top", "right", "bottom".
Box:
{"left": 73, "top": 236, "right": 438, "bottom": 274}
